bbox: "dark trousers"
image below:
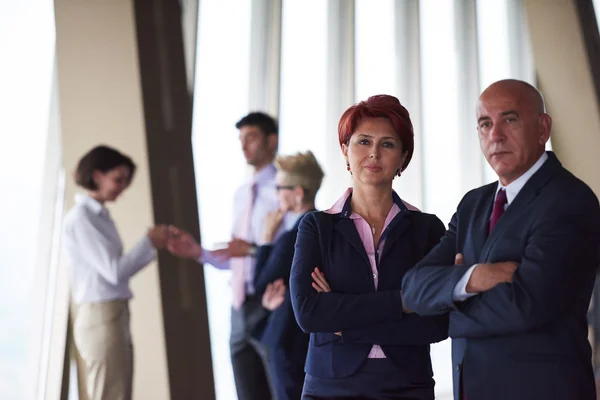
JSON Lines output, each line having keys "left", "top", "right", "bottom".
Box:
{"left": 230, "top": 295, "right": 273, "bottom": 400}
{"left": 268, "top": 334, "right": 309, "bottom": 400}
{"left": 301, "top": 358, "right": 434, "bottom": 400}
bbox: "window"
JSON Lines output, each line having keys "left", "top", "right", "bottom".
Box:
{"left": 279, "top": 0, "right": 328, "bottom": 207}
{"left": 192, "top": 0, "right": 252, "bottom": 398}
{"left": 419, "top": 2, "right": 460, "bottom": 397}
{"left": 0, "top": 1, "right": 58, "bottom": 398}
{"left": 355, "top": 0, "right": 396, "bottom": 102}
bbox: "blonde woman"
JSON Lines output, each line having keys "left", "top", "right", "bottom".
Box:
{"left": 218, "top": 150, "right": 325, "bottom": 400}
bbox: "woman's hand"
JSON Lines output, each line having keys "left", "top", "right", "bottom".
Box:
{"left": 262, "top": 278, "right": 286, "bottom": 311}
{"left": 262, "top": 209, "right": 286, "bottom": 243}
{"left": 148, "top": 225, "right": 169, "bottom": 249}
{"left": 311, "top": 267, "right": 331, "bottom": 292}
{"left": 311, "top": 267, "right": 341, "bottom": 335}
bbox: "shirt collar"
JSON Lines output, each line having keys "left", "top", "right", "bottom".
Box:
{"left": 325, "top": 187, "right": 417, "bottom": 217}
{"left": 286, "top": 211, "right": 305, "bottom": 227}
{"left": 495, "top": 152, "right": 549, "bottom": 205}
{"left": 75, "top": 193, "right": 107, "bottom": 216}
{"left": 252, "top": 163, "right": 277, "bottom": 186}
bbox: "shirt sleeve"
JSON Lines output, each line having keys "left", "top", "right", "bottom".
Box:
{"left": 199, "top": 249, "right": 230, "bottom": 270}
{"left": 452, "top": 264, "right": 479, "bottom": 301}
{"left": 68, "top": 215, "right": 156, "bottom": 285}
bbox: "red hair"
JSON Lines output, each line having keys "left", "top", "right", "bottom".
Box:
{"left": 338, "top": 95, "right": 414, "bottom": 171}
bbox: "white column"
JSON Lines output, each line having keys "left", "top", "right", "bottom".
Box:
{"left": 249, "top": 0, "right": 283, "bottom": 115}
{"left": 322, "top": 0, "right": 356, "bottom": 206}
{"left": 394, "top": 0, "right": 424, "bottom": 207}
{"left": 454, "top": 0, "right": 486, "bottom": 190}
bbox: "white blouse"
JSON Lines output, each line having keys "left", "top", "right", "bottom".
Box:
{"left": 62, "top": 194, "right": 155, "bottom": 304}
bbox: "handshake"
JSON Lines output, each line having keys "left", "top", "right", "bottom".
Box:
{"left": 147, "top": 225, "right": 255, "bottom": 261}
{"left": 146, "top": 225, "right": 201, "bottom": 259}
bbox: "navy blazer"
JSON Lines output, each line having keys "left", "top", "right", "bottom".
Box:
{"left": 253, "top": 215, "right": 310, "bottom": 350}
{"left": 402, "top": 152, "right": 600, "bottom": 400}
{"left": 290, "top": 193, "right": 449, "bottom": 381}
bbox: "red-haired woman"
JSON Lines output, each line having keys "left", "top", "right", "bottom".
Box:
{"left": 290, "top": 95, "right": 449, "bottom": 399}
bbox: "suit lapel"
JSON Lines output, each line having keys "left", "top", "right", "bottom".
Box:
{"left": 332, "top": 217, "right": 371, "bottom": 269}
{"left": 471, "top": 185, "right": 496, "bottom": 262}
{"left": 380, "top": 212, "right": 411, "bottom": 262}
{"left": 480, "top": 152, "right": 562, "bottom": 260}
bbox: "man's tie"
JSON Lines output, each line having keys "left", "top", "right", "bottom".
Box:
{"left": 489, "top": 189, "right": 507, "bottom": 233}
{"left": 230, "top": 182, "right": 257, "bottom": 310}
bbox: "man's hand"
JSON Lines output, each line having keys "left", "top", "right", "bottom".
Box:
{"left": 466, "top": 261, "right": 519, "bottom": 293}
{"left": 209, "top": 238, "right": 253, "bottom": 260}
{"left": 226, "top": 238, "right": 253, "bottom": 258}
{"left": 455, "top": 253, "right": 464, "bottom": 265}
{"left": 262, "top": 278, "right": 286, "bottom": 311}
{"left": 166, "top": 226, "right": 202, "bottom": 259}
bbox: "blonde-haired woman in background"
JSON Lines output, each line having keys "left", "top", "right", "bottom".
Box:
{"left": 223, "top": 150, "right": 325, "bottom": 400}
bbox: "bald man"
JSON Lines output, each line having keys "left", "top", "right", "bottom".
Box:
{"left": 402, "top": 79, "right": 600, "bottom": 400}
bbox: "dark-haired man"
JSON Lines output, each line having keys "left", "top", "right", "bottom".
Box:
{"left": 170, "top": 112, "right": 293, "bottom": 400}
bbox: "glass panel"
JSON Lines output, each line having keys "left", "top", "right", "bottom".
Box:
{"left": 476, "top": 0, "right": 512, "bottom": 90}
{"left": 476, "top": 0, "right": 539, "bottom": 180}
{"left": 420, "top": 1, "right": 459, "bottom": 398}
{"left": 192, "top": 0, "right": 251, "bottom": 398}
{"left": 0, "top": 1, "right": 57, "bottom": 398}
{"left": 278, "top": 0, "right": 327, "bottom": 207}
{"left": 355, "top": 0, "right": 396, "bottom": 101}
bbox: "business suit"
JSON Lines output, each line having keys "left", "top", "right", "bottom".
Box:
{"left": 252, "top": 214, "right": 311, "bottom": 400}
{"left": 402, "top": 152, "right": 600, "bottom": 400}
{"left": 290, "top": 192, "right": 449, "bottom": 399}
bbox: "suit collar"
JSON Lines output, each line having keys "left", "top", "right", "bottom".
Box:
{"left": 328, "top": 189, "right": 415, "bottom": 272}
{"left": 481, "top": 151, "right": 562, "bottom": 259}
{"left": 495, "top": 151, "right": 549, "bottom": 205}
{"left": 325, "top": 187, "right": 410, "bottom": 218}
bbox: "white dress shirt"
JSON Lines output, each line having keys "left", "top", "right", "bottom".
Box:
{"left": 453, "top": 152, "right": 549, "bottom": 301}
{"left": 200, "top": 164, "right": 295, "bottom": 294}
{"left": 63, "top": 193, "right": 156, "bottom": 304}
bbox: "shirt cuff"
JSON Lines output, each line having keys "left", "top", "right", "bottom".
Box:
{"left": 452, "top": 264, "right": 479, "bottom": 301}
{"left": 199, "top": 248, "right": 230, "bottom": 270}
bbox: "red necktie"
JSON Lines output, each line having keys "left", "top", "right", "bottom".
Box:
{"left": 489, "top": 189, "right": 507, "bottom": 233}
{"left": 230, "top": 182, "right": 257, "bottom": 310}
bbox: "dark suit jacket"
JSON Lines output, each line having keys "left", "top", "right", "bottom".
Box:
{"left": 290, "top": 192, "right": 449, "bottom": 382}
{"left": 253, "top": 215, "right": 310, "bottom": 351}
{"left": 402, "top": 152, "right": 600, "bottom": 400}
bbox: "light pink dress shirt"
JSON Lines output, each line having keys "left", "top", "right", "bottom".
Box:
{"left": 325, "top": 188, "right": 420, "bottom": 358}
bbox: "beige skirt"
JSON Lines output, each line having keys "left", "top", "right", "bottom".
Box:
{"left": 74, "top": 300, "right": 133, "bottom": 400}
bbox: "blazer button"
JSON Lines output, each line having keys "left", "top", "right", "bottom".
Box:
{"left": 456, "top": 364, "right": 462, "bottom": 372}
